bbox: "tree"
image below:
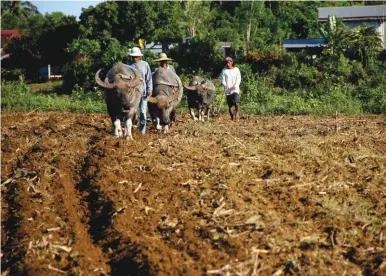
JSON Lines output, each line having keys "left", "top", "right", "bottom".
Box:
{"left": 152, "top": 1, "right": 186, "bottom": 43}
{"left": 319, "top": 15, "right": 349, "bottom": 57}
{"left": 1, "top": 1, "right": 39, "bottom": 18}
{"left": 79, "top": 1, "right": 157, "bottom": 44}
{"left": 180, "top": 1, "right": 214, "bottom": 37}
{"left": 38, "top": 13, "right": 79, "bottom": 66}
{"left": 1, "top": 1, "right": 39, "bottom": 31}
{"left": 347, "top": 25, "right": 383, "bottom": 68}
{"left": 79, "top": 1, "right": 119, "bottom": 40}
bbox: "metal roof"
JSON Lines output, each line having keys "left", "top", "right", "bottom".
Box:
{"left": 318, "top": 5, "right": 386, "bottom": 21}
{"left": 283, "top": 38, "right": 326, "bottom": 49}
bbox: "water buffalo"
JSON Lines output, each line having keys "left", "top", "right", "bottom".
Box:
{"left": 148, "top": 69, "right": 183, "bottom": 133}
{"left": 95, "top": 63, "right": 143, "bottom": 140}
{"left": 184, "top": 76, "right": 216, "bottom": 122}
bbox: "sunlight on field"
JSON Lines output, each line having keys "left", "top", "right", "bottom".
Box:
{"left": 1, "top": 112, "right": 385, "bottom": 275}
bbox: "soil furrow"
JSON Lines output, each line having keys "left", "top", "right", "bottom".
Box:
{"left": 76, "top": 136, "right": 154, "bottom": 275}
{"left": 2, "top": 112, "right": 385, "bottom": 275}
{"left": 1, "top": 115, "right": 112, "bottom": 275}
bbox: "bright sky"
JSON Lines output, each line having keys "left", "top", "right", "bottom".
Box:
{"left": 31, "top": 1, "right": 104, "bottom": 19}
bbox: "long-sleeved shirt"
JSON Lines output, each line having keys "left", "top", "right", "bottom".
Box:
{"left": 130, "top": 60, "right": 153, "bottom": 96}
{"left": 221, "top": 67, "right": 241, "bottom": 95}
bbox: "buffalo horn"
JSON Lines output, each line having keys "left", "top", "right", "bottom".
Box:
{"left": 147, "top": 95, "right": 159, "bottom": 103}
{"left": 95, "top": 69, "right": 114, "bottom": 89}
{"left": 183, "top": 84, "right": 197, "bottom": 91}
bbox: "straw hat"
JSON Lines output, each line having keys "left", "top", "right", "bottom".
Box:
{"left": 129, "top": 47, "right": 143, "bottom": 57}
{"left": 153, "top": 53, "right": 174, "bottom": 62}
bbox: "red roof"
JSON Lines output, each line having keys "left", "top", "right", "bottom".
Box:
{"left": 1, "top": 30, "right": 21, "bottom": 41}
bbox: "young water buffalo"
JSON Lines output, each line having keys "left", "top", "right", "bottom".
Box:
{"left": 148, "top": 69, "right": 183, "bottom": 133}
{"left": 95, "top": 63, "right": 143, "bottom": 140}
{"left": 184, "top": 76, "right": 216, "bottom": 122}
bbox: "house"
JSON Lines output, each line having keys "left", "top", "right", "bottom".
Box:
{"left": 283, "top": 38, "right": 326, "bottom": 53}
{"left": 144, "top": 42, "right": 163, "bottom": 54}
{"left": 1, "top": 30, "right": 21, "bottom": 59}
{"left": 1, "top": 30, "right": 21, "bottom": 44}
{"left": 317, "top": 5, "right": 386, "bottom": 47}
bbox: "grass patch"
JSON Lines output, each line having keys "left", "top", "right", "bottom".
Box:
{"left": 1, "top": 81, "right": 383, "bottom": 115}
{"left": 27, "top": 80, "right": 63, "bottom": 94}
{"left": 2, "top": 82, "right": 106, "bottom": 113}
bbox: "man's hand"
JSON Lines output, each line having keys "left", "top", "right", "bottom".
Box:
{"left": 147, "top": 90, "right": 152, "bottom": 97}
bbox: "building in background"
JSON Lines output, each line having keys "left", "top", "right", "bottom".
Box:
{"left": 283, "top": 5, "right": 386, "bottom": 52}
{"left": 1, "top": 30, "right": 21, "bottom": 60}
{"left": 317, "top": 5, "right": 386, "bottom": 47}
{"left": 283, "top": 38, "right": 326, "bottom": 53}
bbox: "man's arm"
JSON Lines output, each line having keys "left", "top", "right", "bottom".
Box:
{"left": 169, "top": 65, "right": 176, "bottom": 74}
{"left": 221, "top": 69, "right": 227, "bottom": 88}
{"left": 235, "top": 68, "right": 241, "bottom": 88}
{"left": 145, "top": 63, "right": 153, "bottom": 96}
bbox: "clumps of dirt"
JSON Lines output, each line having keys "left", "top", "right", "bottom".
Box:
{"left": 2, "top": 112, "right": 385, "bottom": 275}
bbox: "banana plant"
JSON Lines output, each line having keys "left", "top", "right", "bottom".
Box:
{"left": 319, "top": 14, "right": 345, "bottom": 56}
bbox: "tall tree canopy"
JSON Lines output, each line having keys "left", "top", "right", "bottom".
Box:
{"left": 1, "top": 0, "right": 39, "bottom": 31}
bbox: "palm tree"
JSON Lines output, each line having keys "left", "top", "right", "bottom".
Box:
{"left": 1, "top": 1, "right": 40, "bottom": 31}
{"left": 1, "top": 1, "right": 39, "bottom": 18}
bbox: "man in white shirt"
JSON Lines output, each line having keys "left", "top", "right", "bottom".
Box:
{"left": 221, "top": 56, "right": 241, "bottom": 121}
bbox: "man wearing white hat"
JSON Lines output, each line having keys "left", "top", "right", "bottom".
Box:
{"left": 129, "top": 47, "right": 153, "bottom": 135}
{"left": 153, "top": 53, "right": 176, "bottom": 73}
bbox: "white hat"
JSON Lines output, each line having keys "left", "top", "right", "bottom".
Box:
{"left": 129, "top": 47, "right": 143, "bottom": 57}
{"left": 153, "top": 53, "right": 174, "bottom": 62}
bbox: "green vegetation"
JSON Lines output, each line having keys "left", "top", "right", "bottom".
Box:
{"left": 2, "top": 1, "right": 385, "bottom": 115}
{"left": 2, "top": 82, "right": 106, "bottom": 113}
{"left": 2, "top": 78, "right": 384, "bottom": 115}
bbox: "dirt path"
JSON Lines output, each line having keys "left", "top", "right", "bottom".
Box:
{"left": 2, "top": 112, "right": 385, "bottom": 275}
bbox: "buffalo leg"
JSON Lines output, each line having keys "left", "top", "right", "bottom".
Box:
{"left": 189, "top": 108, "right": 197, "bottom": 120}
{"left": 163, "top": 124, "right": 169, "bottom": 134}
{"left": 170, "top": 109, "right": 176, "bottom": 123}
{"left": 113, "top": 119, "right": 122, "bottom": 137}
{"left": 156, "top": 118, "right": 162, "bottom": 130}
{"left": 200, "top": 105, "right": 208, "bottom": 122}
{"left": 123, "top": 118, "right": 133, "bottom": 140}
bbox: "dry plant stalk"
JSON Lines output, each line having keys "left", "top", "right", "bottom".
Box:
{"left": 48, "top": 264, "right": 67, "bottom": 274}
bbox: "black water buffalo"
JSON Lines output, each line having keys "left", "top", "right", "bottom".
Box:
{"left": 148, "top": 69, "right": 183, "bottom": 133}
{"left": 184, "top": 76, "right": 216, "bottom": 122}
{"left": 95, "top": 63, "right": 143, "bottom": 140}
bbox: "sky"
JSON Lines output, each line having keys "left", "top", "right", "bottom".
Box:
{"left": 31, "top": 1, "right": 104, "bottom": 19}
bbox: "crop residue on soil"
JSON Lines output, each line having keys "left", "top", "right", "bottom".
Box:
{"left": 1, "top": 111, "right": 385, "bottom": 275}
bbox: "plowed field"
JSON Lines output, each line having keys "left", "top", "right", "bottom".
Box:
{"left": 1, "top": 111, "right": 385, "bottom": 275}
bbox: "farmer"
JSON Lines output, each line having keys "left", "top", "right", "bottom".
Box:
{"left": 153, "top": 53, "right": 176, "bottom": 73}
{"left": 221, "top": 56, "right": 241, "bottom": 121}
{"left": 128, "top": 47, "right": 153, "bottom": 135}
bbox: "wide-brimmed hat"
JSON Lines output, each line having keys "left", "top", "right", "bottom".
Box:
{"left": 153, "top": 53, "right": 174, "bottom": 62}
{"left": 129, "top": 47, "right": 143, "bottom": 57}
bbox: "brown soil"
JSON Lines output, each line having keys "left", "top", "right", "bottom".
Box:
{"left": 1, "top": 111, "right": 385, "bottom": 276}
